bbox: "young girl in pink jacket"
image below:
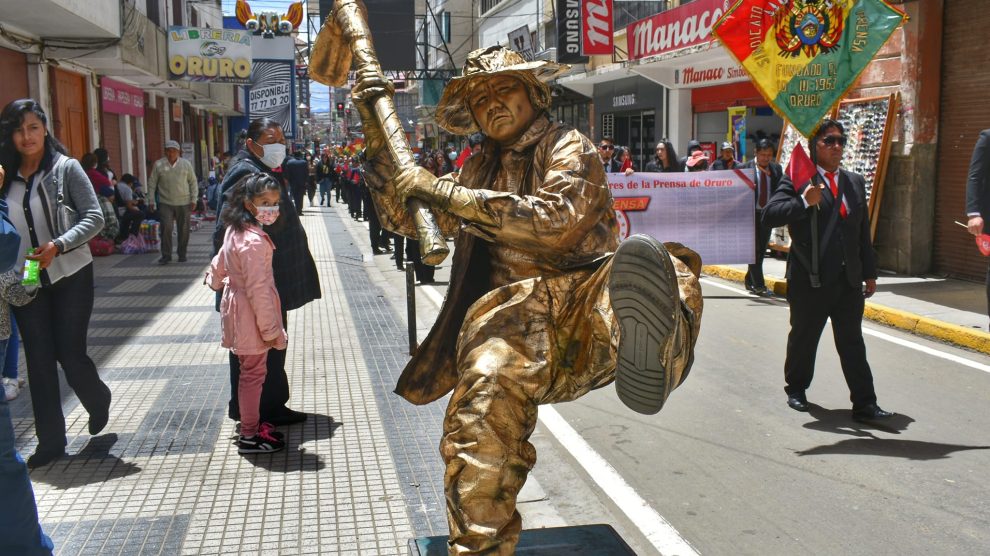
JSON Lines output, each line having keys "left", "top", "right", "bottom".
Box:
{"left": 207, "top": 173, "right": 287, "bottom": 454}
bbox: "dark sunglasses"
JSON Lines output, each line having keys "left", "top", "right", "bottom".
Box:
{"left": 599, "top": 144, "right": 614, "bottom": 150}
{"left": 821, "top": 135, "right": 848, "bottom": 147}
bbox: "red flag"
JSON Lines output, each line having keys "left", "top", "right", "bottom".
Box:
{"left": 454, "top": 146, "right": 472, "bottom": 170}
{"left": 977, "top": 234, "right": 990, "bottom": 257}
{"left": 786, "top": 143, "right": 816, "bottom": 192}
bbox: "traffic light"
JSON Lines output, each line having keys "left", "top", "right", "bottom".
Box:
{"left": 336, "top": 102, "right": 344, "bottom": 116}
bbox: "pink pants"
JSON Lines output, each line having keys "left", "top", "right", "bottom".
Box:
{"left": 237, "top": 352, "right": 268, "bottom": 437}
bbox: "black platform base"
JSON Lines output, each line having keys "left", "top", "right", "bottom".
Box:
{"left": 407, "top": 524, "right": 637, "bottom": 555}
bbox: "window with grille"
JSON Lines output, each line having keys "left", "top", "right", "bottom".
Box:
{"left": 601, "top": 113, "right": 614, "bottom": 140}
{"left": 613, "top": 1, "right": 670, "bottom": 28}
{"left": 441, "top": 11, "right": 451, "bottom": 43}
{"left": 480, "top": 0, "right": 504, "bottom": 16}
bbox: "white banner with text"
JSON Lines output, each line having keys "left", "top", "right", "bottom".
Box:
{"left": 608, "top": 170, "right": 756, "bottom": 265}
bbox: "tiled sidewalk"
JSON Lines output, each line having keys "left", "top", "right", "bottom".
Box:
{"left": 12, "top": 207, "right": 428, "bottom": 555}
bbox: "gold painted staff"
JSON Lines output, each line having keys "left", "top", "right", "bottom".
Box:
{"left": 309, "top": 0, "right": 449, "bottom": 265}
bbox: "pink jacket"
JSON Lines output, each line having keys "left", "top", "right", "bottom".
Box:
{"left": 207, "top": 224, "right": 287, "bottom": 355}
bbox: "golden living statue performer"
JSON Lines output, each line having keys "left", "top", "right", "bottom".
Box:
{"left": 353, "top": 46, "right": 703, "bottom": 553}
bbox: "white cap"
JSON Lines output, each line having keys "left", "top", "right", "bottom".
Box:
{"left": 165, "top": 140, "right": 180, "bottom": 151}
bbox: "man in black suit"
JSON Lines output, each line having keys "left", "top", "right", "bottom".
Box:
{"left": 598, "top": 137, "right": 622, "bottom": 173}
{"left": 762, "top": 119, "right": 893, "bottom": 423}
{"left": 742, "top": 139, "right": 783, "bottom": 296}
{"left": 283, "top": 151, "right": 309, "bottom": 216}
{"left": 965, "top": 129, "right": 990, "bottom": 323}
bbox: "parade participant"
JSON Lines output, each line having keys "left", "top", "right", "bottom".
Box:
{"left": 147, "top": 140, "right": 198, "bottom": 264}
{"left": 283, "top": 150, "right": 309, "bottom": 216}
{"left": 214, "top": 118, "right": 320, "bottom": 426}
{"left": 712, "top": 141, "right": 740, "bottom": 170}
{"left": 741, "top": 139, "right": 783, "bottom": 295}
{"left": 762, "top": 118, "right": 893, "bottom": 422}
{"left": 597, "top": 136, "right": 622, "bottom": 172}
{"left": 207, "top": 173, "right": 288, "bottom": 454}
{"left": 354, "top": 45, "right": 703, "bottom": 554}
{"left": 685, "top": 149, "right": 710, "bottom": 172}
{"left": 965, "top": 128, "right": 990, "bottom": 324}
{"left": 645, "top": 140, "right": 683, "bottom": 173}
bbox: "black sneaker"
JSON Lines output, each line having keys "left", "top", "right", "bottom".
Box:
{"left": 609, "top": 235, "right": 682, "bottom": 415}
{"left": 238, "top": 430, "right": 285, "bottom": 454}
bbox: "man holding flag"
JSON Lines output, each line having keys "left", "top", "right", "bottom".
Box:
{"left": 762, "top": 119, "right": 893, "bottom": 423}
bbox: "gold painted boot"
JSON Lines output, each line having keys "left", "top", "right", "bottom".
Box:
{"left": 609, "top": 235, "right": 702, "bottom": 414}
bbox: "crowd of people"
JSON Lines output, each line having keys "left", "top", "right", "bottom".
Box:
{"left": 0, "top": 74, "right": 910, "bottom": 553}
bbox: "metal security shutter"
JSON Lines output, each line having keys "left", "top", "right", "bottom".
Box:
{"left": 144, "top": 96, "right": 164, "bottom": 179}
{"left": 933, "top": 0, "right": 990, "bottom": 279}
{"left": 100, "top": 111, "right": 122, "bottom": 178}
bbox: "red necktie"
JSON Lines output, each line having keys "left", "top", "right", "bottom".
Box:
{"left": 825, "top": 171, "right": 847, "bottom": 218}
{"left": 757, "top": 170, "right": 768, "bottom": 208}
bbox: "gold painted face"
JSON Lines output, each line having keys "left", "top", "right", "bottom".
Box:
{"left": 467, "top": 75, "right": 537, "bottom": 145}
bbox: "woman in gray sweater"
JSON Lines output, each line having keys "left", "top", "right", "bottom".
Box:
{"left": 0, "top": 99, "right": 109, "bottom": 468}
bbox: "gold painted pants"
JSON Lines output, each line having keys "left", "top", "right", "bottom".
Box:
{"left": 441, "top": 251, "right": 702, "bottom": 555}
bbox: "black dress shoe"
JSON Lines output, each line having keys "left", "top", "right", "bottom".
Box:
{"left": 263, "top": 408, "right": 308, "bottom": 425}
{"left": 852, "top": 404, "right": 894, "bottom": 423}
{"left": 27, "top": 445, "right": 67, "bottom": 468}
{"left": 787, "top": 394, "right": 809, "bottom": 412}
{"left": 372, "top": 248, "right": 385, "bottom": 255}
{"left": 89, "top": 403, "right": 110, "bottom": 436}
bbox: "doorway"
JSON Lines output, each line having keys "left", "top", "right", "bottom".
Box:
{"left": 612, "top": 111, "right": 655, "bottom": 172}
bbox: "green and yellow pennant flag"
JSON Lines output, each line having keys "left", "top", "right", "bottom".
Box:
{"left": 713, "top": 0, "right": 906, "bottom": 137}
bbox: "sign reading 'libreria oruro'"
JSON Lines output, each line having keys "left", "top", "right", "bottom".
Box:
{"left": 167, "top": 26, "right": 253, "bottom": 84}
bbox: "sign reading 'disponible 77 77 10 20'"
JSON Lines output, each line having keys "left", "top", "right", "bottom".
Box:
{"left": 167, "top": 26, "right": 252, "bottom": 84}
{"left": 608, "top": 170, "right": 756, "bottom": 265}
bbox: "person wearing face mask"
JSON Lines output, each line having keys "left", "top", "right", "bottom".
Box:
{"left": 213, "top": 118, "right": 321, "bottom": 427}
{"left": 147, "top": 140, "right": 198, "bottom": 264}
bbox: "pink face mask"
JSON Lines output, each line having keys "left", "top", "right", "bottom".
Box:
{"left": 253, "top": 204, "right": 280, "bottom": 226}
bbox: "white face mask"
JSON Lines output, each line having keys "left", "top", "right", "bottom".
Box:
{"left": 259, "top": 143, "right": 286, "bottom": 169}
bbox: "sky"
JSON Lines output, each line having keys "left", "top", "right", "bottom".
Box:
{"left": 221, "top": 0, "right": 332, "bottom": 111}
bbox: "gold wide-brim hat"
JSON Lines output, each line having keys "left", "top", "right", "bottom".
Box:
{"left": 435, "top": 45, "right": 571, "bottom": 136}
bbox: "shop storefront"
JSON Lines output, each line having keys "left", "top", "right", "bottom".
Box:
{"left": 933, "top": 0, "right": 990, "bottom": 280}
{"left": 592, "top": 76, "right": 664, "bottom": 171}
{"left": 99, "top": 78, "right": 145, "bottom": 180}
{"left": 624, "top": 0, "right": 781, "bottom": 163}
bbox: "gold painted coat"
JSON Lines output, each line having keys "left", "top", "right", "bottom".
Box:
{"left": 364, "top": 115, "right": 621, "bottom": 405}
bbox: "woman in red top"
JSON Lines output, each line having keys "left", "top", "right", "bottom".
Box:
{"left": 81, "top": 152, "right": 112, "bottom": 194}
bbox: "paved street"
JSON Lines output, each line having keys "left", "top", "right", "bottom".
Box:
{"left": 10, "top": 203, "right": 990, "bottom": 555}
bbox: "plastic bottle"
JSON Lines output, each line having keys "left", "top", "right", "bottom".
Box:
{"left": 22, "top": 248, "right": 40, "bottom": 286}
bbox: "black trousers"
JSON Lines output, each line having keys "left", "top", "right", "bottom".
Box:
{"left": 291, "top": 185, "right": 306, "bottom": 215}
{"left": 395, "top": 236, "right": 435, "bottom": 282}
{"left": 784, "top": 277, "right": 877, "bottom": 409}
{"left": 14, "top": 264, "right": 110, "bottom": 448}
{"left": 116, "top": 209, "right": 144, "bottom": 240}
{"left": 745, "top": 212, "right": 774, "bottom": 290}
{"left": 228, "top": 309, "right": 290, "bottom": 421}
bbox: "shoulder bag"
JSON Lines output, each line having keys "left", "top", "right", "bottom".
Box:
{"left": 51, "top": 154, "right": 78, "bottom": 236}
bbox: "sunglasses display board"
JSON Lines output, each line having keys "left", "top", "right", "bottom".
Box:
{"left": 835, "top": 93, "right": 899, "bottom": 240}
{"left": 769, "top": 93, "right": 898, "bottom": 252}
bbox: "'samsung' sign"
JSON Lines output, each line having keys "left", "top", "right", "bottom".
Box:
{"left": 627, "top": 0, "right": 726, "bottom": 61}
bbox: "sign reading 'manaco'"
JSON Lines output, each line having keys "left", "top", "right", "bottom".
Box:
{"left": 627, "top": 0, "right": 725, "bottom": 60}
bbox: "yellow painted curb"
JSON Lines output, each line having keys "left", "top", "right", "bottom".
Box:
{"left": 702, "top": 265, "right": 990, "bottom": 355}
